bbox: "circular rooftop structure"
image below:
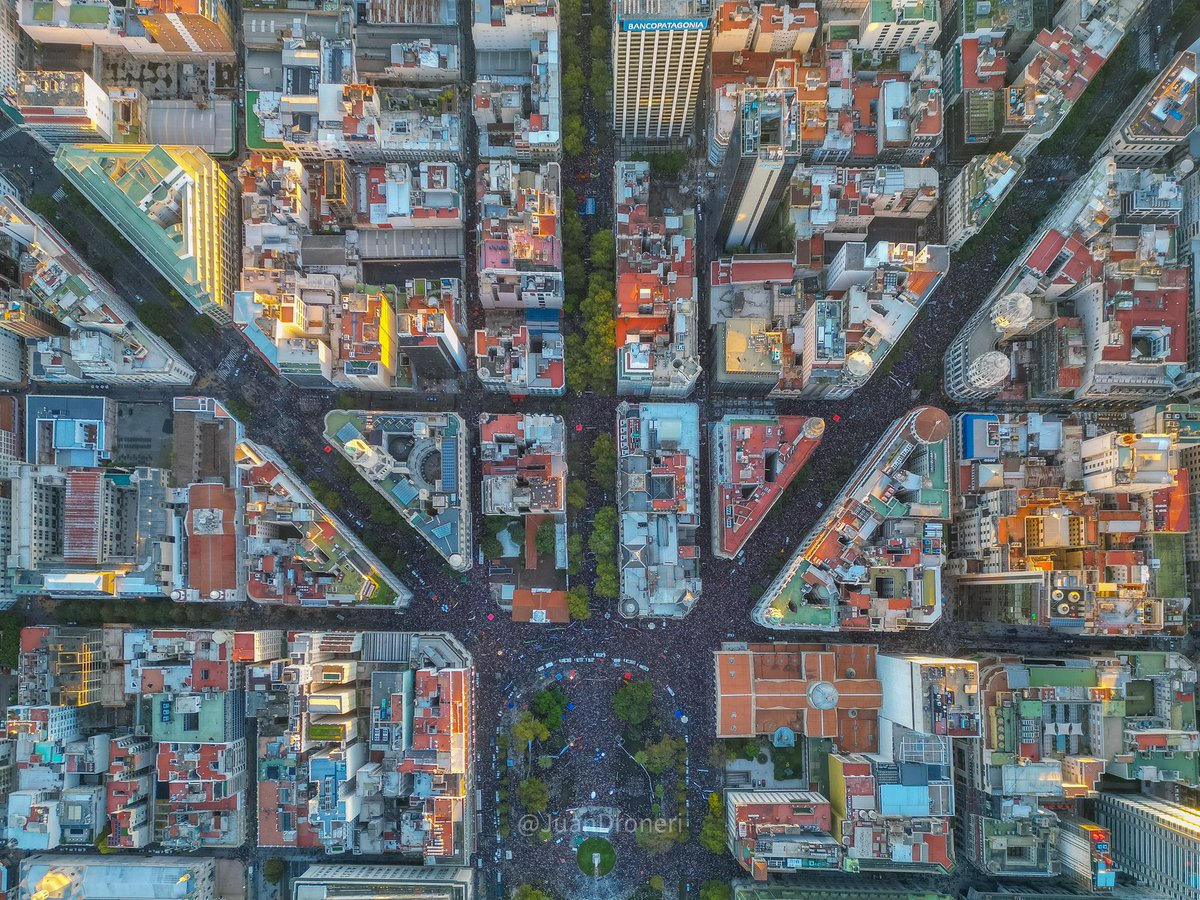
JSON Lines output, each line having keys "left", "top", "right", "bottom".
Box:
{"left": 807, "top": 681, "right": 840, "bottom": 711}
{"left": 911, "top": 406, "right": 951, "bottom": 445}
{"left": 802, "top": 417, "right": 826, "bottom": 440}
{"left": 991, "top": 291, "right": 1034, "bottom": 332}
{"left": 846, "top": 350, "right": 874, "bottom": 378}
{"left": 968, "top": 350, "right": 1011, "bottom": 390}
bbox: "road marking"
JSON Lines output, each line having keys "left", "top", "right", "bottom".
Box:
{"left": 51, "top": 187, "right": 66, "bottom": 202}
{"left": 0, "top": 126, "right": 19, "bottom": 143}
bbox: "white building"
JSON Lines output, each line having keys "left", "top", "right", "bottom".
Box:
{"left": 1080, "top": 431, "right": 1176, "bottom": 493}
{"left": 1096, "top": 793, "right": 1200, "bottom": 900}
{"left": 6, "top": 71, "right": 113, "bottom": 148}
{"left": 18, "top": 855, "right": 217, "bottom": 900}
{"left": 292, "top": 864, "right": 474, "bottom": 900}
{"left": 612, "top": 0, "right": 711, "bottom": 144}
{"left": 855, "top": 0, "right": 941, "bottom": 54}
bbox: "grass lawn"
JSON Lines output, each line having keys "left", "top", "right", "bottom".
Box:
{"left": 576, "top": 837, "right": 615, "bottom": 877}
{"left": 69, "top": 4, "right": 110, "bottom": 23}
{"left": 245, "top": 91, "right": 281, "bottom": 150}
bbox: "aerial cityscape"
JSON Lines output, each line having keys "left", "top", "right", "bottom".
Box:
{"left": 0, "top": 0, "right": 1199, "bottom": 899}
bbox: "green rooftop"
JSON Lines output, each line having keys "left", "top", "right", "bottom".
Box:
{"left": 1027, "top": 665, "right": 1098, "bottom": 689}
{"left": 871, "top": 0, "right": 937, "bottom": 22}
{"left": 150, "top": 692, "right": 232, "bottom": 743}
{"left": 1152, "top": 533, "right": 1185, "bottom": 599}
{"left": 244, "top": 91, "right": 280, "bottom": 151}
{"left": 68, "top": 4, "right": 110, "bottom": 24}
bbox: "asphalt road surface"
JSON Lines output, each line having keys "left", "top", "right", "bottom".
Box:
{"left": 0, "top": 1, "right": 1192, "bottom": 895}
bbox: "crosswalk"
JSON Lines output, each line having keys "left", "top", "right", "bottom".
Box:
{"left": 0, "top": 125, "right": 19, "bottom": 143}
{"left": 51, "top": 188, "right": 66, "bottom": 202}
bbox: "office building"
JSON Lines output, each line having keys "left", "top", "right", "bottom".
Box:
{"left": 4, "top": 70, "right": 113, "bottom": 148}
{"left": 854, "top": 0, "right": 940, "bottom": 54}
{"left": 713, "top": 60, "right": 802, "bottom": 249}
{"left": 55, "top": 144, "right": 239, "bottom": 323}
{"left": 1104, "top": 51, "right": 1199, "bottom": 167}
{"left": 943, "top": 152, "right": 1022, "bottom": 251}
{"left": 949, "top": 411, "right": 1190, "bottom": 635}
{"left": 237, "top": 439, "right": 411, "bottom": 609}
{"left": 1096, "top": 794, "right": 1200, "bottom": 900}
{"left": 324, "top": 411, "right": 472, "bottom": 570}
{"left": 292, "top": 864, "right": 474, "bottom": 900}
{"left": 15, "top": 0, "right": 235, "bottom": 58}
{"left": 709, "top": 415, "right": 824, "bottom": 558}
{"left": 611, "top": 0, "right": 711, "bottom": 145}
{"left": 474, "top": 324, "right": 566, "bottom": 396}
{"left": 0, "top": 193, "right": 195, "bottom": 385}
{"left": 615, "top": 161, "right": 701, "bottom": 396}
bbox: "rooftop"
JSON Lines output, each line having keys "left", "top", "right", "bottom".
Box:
{"left": 324, "top": 411, "right": 472, "bottom": 570}
{"left": 711, "top": 415, "right": 825, "bottom": 558}
{"left": 754, "top": 407, "right": 951, "bottom": 632}
{"left": 617, "top": 401, "right": 702, "bottom": 617}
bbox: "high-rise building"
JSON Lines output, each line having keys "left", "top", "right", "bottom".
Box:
{"left": 855, "top": 0, "right": 941, "bottom": 53}
{"left": 0, "top": 193, "right": 196, "bottom": 385}
{"left": 1096, "top": 793, "right": 1200, "bottom": 900}
{"left": 17, "top": 854, "right": 218, "bottom": 900}
{"left": 291, "top": 864, "right": 474, "bottom": 900}
{"left": 1103, "top": 51, "right": 1199, "bottom": 167}
{"left": 4, "top": 71, "right": 114, "bottom": 148}
{"left": 942, "top": 152, "right": 1022, "bottom": 251}
{"left": 713, "top": 60, "right": 802, "bottom": 249}
{"left": 15, "top": 0, "right": 236, "bottom": 59}
{"left": 55, "top": 145, "right": 239, "bottom": 323}
{"left": 611, "top": 0, "right": 711, "bottom": 145}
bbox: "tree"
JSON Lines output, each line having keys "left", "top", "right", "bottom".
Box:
{"left": 590, "top": 434, "right": 617, "bottom": 491}
{"left": 513, "top": 886, "right": 555, "bottom": 900}
{"left": 594, "top": 560, "right": 619, "bottom": 599}
{"left": 563, "top": 252, "right": 587, "bottom": 295}
{"left": 224, "top": 399, "right": 254, "bottom": 425}
{"left": 566, "top": 481, "right": 588, "bottom": 515}
{"left": 647, "top": 151, "right": 688, "bottom": 177}
{"left": 699, "top": 793, "right": 727, "bottom": 854}
{"left": 589, "top": 506, "right": 618, "bottom": 557}
{"left": 634, "top": 820, "right": 686, "bottom": 855}
{"left": 643, "top": 735, "right": 683, "bottom": 775}
{"left": 565, "top": 334, "right": 589, "bottom": 393}
{"left": 590, "top": 60, "right": 612, "bottom": 114}
{"left": 567, "top": 533, "right": 584, "bottom": 575}
{"left": 590, "top": 230, "right": 615, "bottom": 273}
{"left": 699, "top": 882, "right": 732, "bottom": 900}
{"left": 517, "top": 777, "right": 550, "bottom": 813}
{"left": 531, "top": 687, "right": 568, "bottom": 731}
{"left": 567, "top": 585, "right": 592, "bottom": 621}
{"left": 263, "top": 858, "right": 285, "bottom": 884}
{"left": 590, "top": 24, "right": 610, "bottom": 58}
{"left": 613, "top": 679, "right": 654, "bottom": 726}
{"left": 562, "top": 64, "right": 586, "bottom": 111}
{"left": 535, "top": 520, "right": 557, "bottom": 556}
{"left": 512, "top": 711, "right": 550, "bottom": 748}
{"left": 563, "top": 115, "right": 586, "bottom": 157}
{"left": 585, "top": 314, "right": 616, "bottom": 393}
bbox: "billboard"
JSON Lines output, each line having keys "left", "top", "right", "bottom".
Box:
{"left": 621, "top": 18, "right": 709, "bottom": 31}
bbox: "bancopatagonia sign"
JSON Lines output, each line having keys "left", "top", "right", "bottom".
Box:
{"left": 621, "top": 18, "right": 710, "bottom": 31}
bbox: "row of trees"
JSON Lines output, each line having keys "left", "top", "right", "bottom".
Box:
{"left": 563, "top": 200, "right": 617, "bottom": 393}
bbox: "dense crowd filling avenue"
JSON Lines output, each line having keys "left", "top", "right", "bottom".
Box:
{"left": 0, "top": 0, "right": 1198, "bottom": 899}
